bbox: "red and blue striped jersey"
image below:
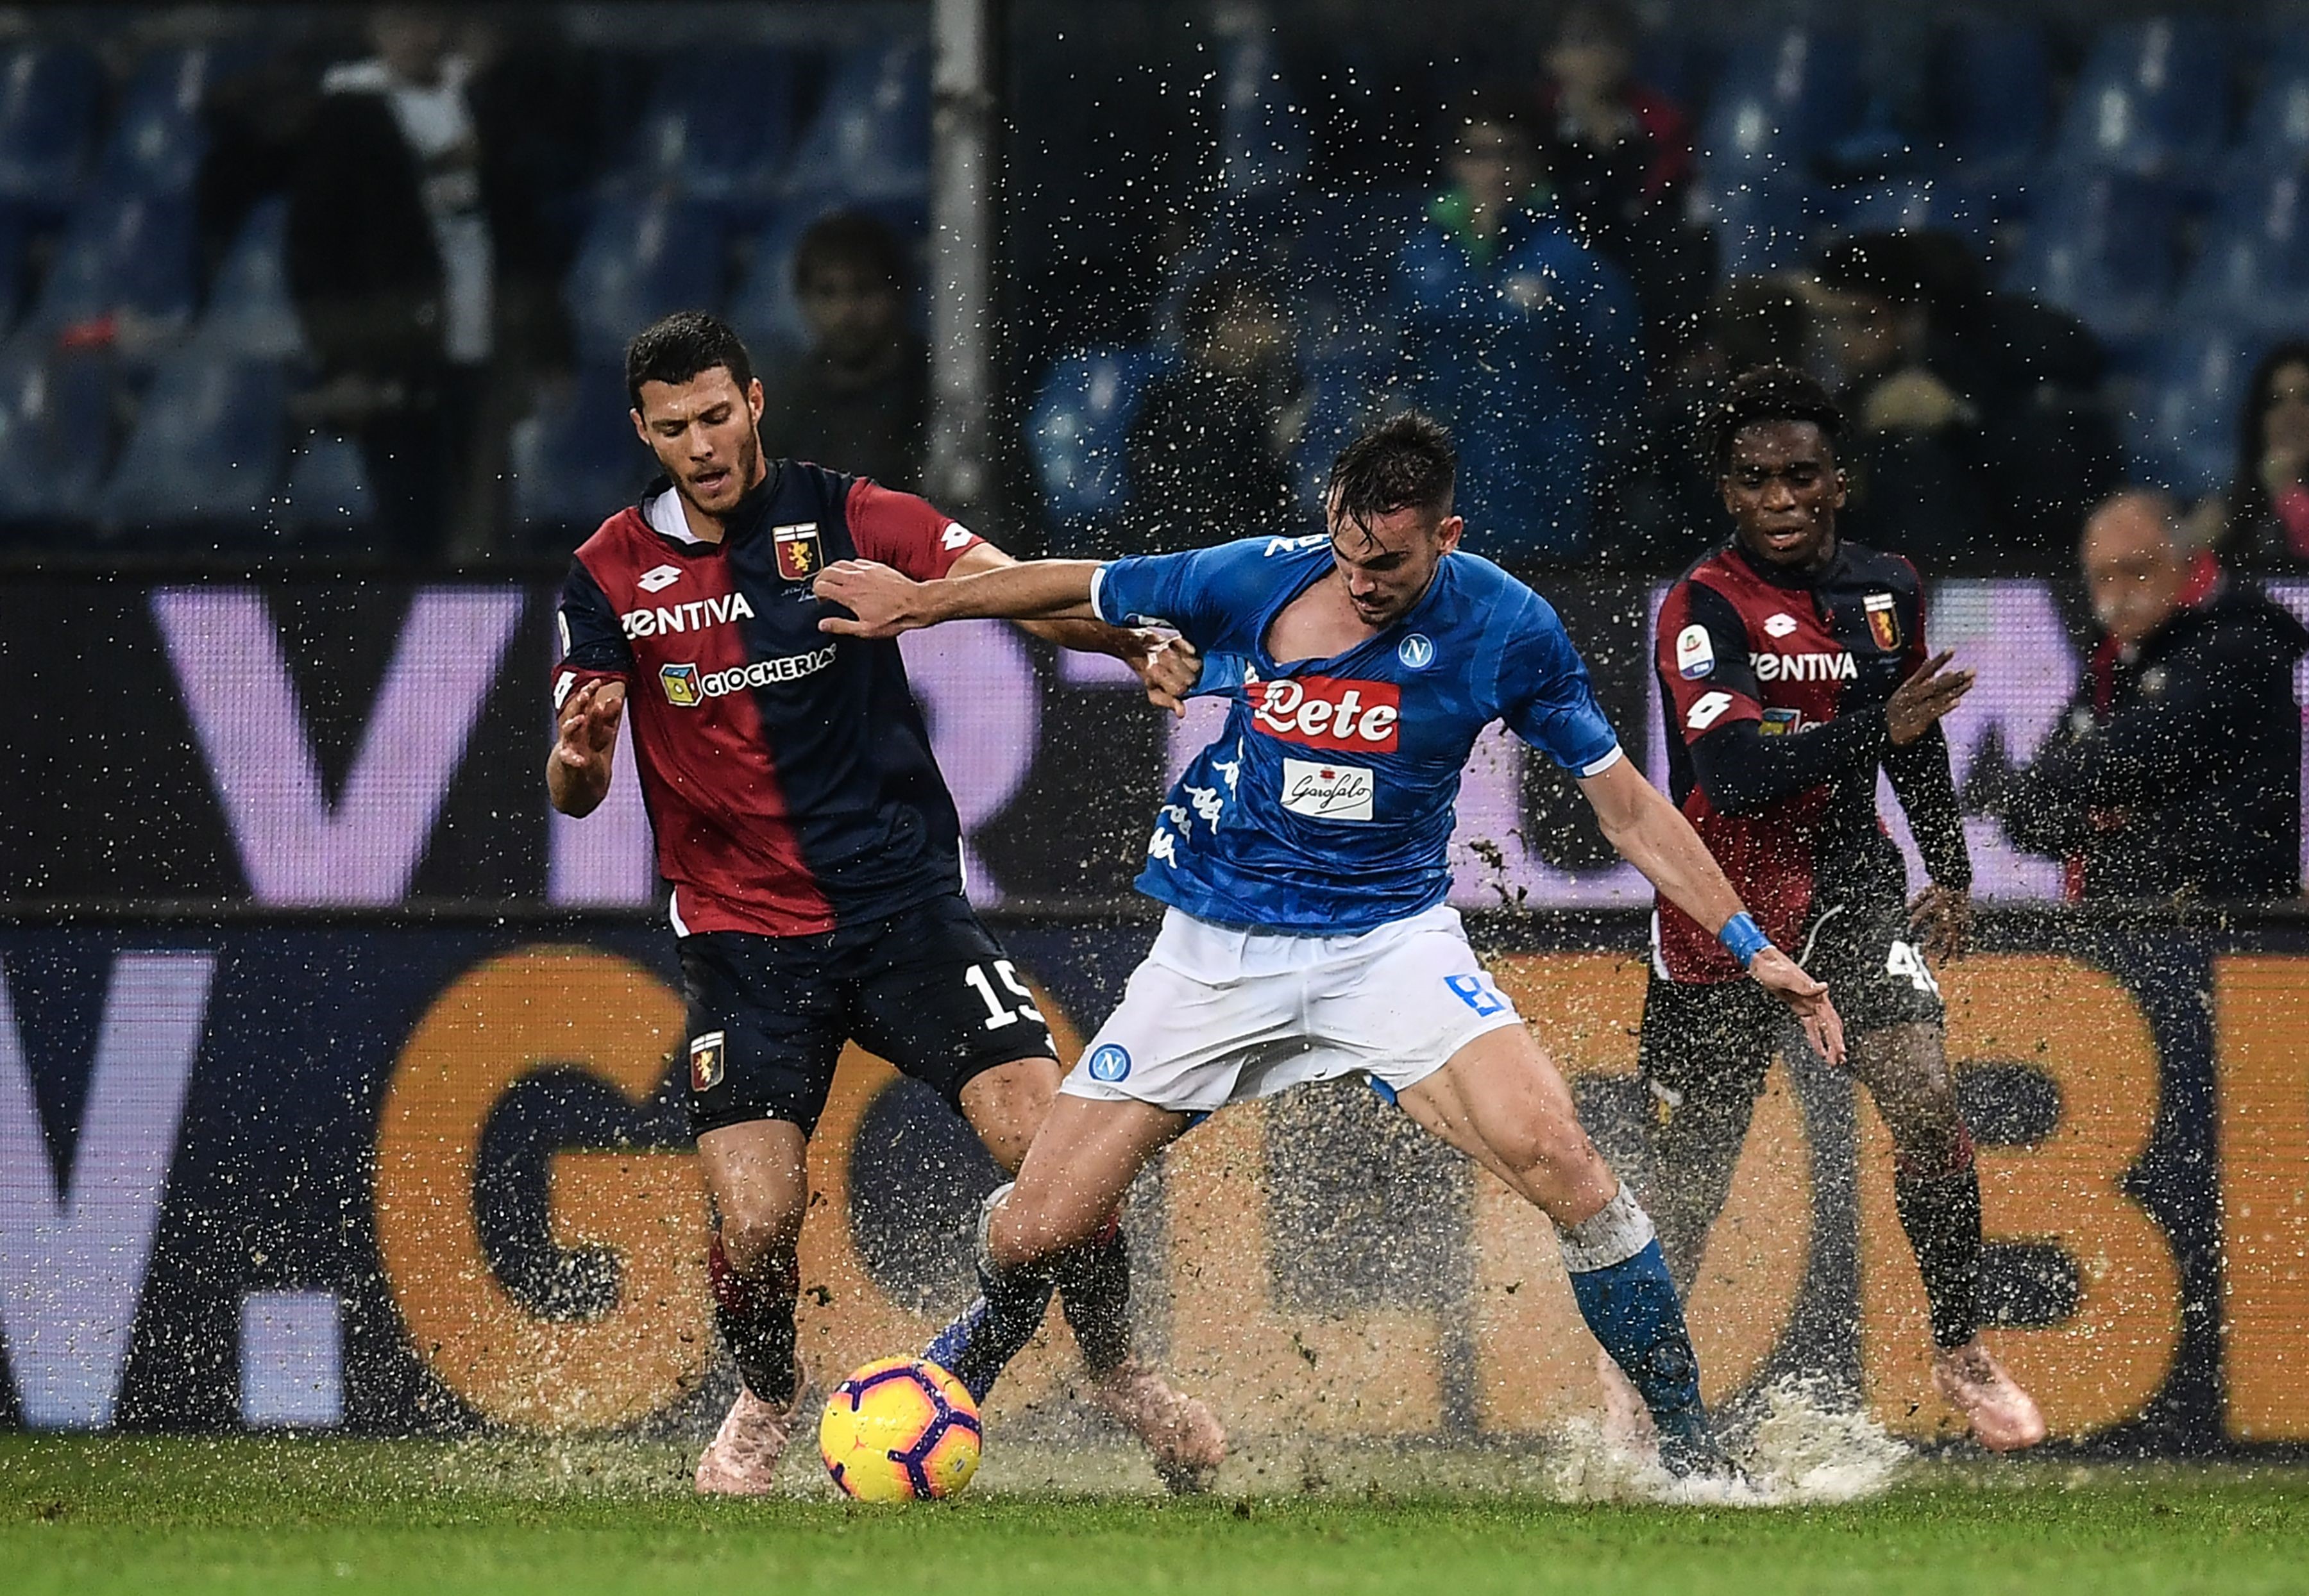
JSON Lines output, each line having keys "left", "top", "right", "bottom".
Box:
{"left": 554, "top": 461, "right": 981, "bottom": 936}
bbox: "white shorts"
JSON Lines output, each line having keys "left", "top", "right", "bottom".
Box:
{"left": 1059, "top": 903, "right": 1526, "bottom": 1114}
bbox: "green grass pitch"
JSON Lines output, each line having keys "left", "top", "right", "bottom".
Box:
{"left": 5, "top": 1437, "right": 2308, "bottom": 1595}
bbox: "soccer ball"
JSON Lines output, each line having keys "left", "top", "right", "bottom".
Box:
{"left": 818, "top": 1357, "right": 983, "bottom": 1500}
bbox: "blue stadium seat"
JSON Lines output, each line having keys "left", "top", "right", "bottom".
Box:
{"left": 1696, "top": 29, "right": 1864, "bottom": 180}
{"left": 1697, "top": 176, "right": 1832, "bottom": 276}
{"left": 2240, "top": 31, "right": 2309, "bottom": 164}
{"left": 2003, "top": 172, "right": 2178, "bottom": 344}
{"left": 96, "top": 355, "right": 286, "bottom": 533}
{"left": 1836, "top": 180, "right": 1994, "bottom": 248}
{"left": 189, "top": 196, "right": 303, "bottom": 359}
{"left": 1931, "top": 23, "right": 2051, "bottom": 169}
{"left": 0, "top": 45, "right": 99, "bottom": 214}
{"left": 98, "top": 43, "right": 258, "bottom": 196}
{"left": 725, "top": 197, "right": 927, "bottom": 358}
{"left": 786, "top": 39, "right": 930, "bottom": 201}
{"left": 280, "top": 433, "right": 373, "bottom": 540}
{"left": 0, "top": 343, "right": 113, "bottom": 524}
{"left": 1026, "top": 347, "right": 1162, "bottom": 529}
{"left": 2178, "top": 165, "right": 2309, "bottom": 333}
{"left": 564, "top": 196, "right": 727, "bottom": 362}
{"left": 2118, "top": 328, "right": 2261, "bottom": 496}
{"left": 1214, "top": 29, "right": 1310, "bottom": 197}
{"left": 510, "top": 365, "right": 659, "bottom": 538}
{"left": 29, "top": 189, "right": 198, "bottom": 336}
{"left": 617, "top": 46, "right": 798, "bottom": 210}
{"left": 2054, "top": 18, "right": 2230, "bottom": 176}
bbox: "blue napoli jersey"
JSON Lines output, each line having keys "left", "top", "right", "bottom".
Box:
{"left": 1092, "top": 535, "right": 1624, "bottom": 934}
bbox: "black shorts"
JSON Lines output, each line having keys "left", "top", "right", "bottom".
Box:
{"left": 677, "top": 891, "right": 1058, "bottom": 1138}
{"left": 1639, "top": 891, "right": 1943, "bottom": 1106}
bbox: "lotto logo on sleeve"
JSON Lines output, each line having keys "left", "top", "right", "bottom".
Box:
{"left": 1253, "top": 676, "right": 1401, "bottom": 752}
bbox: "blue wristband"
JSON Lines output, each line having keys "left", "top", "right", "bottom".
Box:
{"left": 1718, "top": 912, "right": 1771, "bottom": 969}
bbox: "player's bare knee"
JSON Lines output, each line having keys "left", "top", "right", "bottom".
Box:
{"left": 715, "top": 1193, "right": 806, "bottom": 1279}
{"left": 1485, "top": 1111, "right": 1600, "bottom": 1197}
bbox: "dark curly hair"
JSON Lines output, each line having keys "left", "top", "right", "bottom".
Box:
{"left": 1328, "top": 412, "right": 1457, "bottom": 539}
{"left": 1707, "top": 364, "right": 1845, "bottom": 475}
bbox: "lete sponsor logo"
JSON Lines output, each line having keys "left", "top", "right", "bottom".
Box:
{"left": 1281, "top": 757, "right": 1375, "bottom": 820}
{"left": 1253, "top": 676, "right": 1401, "bottom": 752}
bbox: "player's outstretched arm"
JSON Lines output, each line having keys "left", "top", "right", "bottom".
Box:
{"left": 547, "top": 679, "right": 625, "bottom": 818}
{"left": 1577, "top": 755, "right": 1847, "bottom": 1065}
{"left": 815, "top": 557, "right": 1102, "bottom": 637}
{"left": 943, "top": 542, "right": 1200, "bottom": 716}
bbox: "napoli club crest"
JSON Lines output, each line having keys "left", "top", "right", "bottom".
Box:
{"left": 1865, "top": 592, "right": 1900, "bottom": 650}
{"left": 774, "top": 521, "right": 824, "bottom": 582}
{"left": 1086, "top": 1044, "right": 1131, "bottom": 1082}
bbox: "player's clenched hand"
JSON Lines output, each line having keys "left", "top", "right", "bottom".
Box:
{"left": 1884, "top": 650, "right": 1975, "bottom": 745}
{"left": 1749, "top": 946, "right": 1847, "bottom": 1066}
{"left": 1122, "top": 630, "right": 1201, "bottom": 718}
{"left": 815, "top": 559, "right": 927, "bottom": 637}
{"left": 554, "top": 679, "right": 625, "bottom": 771}
{"left": 1908, "top": 882, "right": 1974, "bottom": 962}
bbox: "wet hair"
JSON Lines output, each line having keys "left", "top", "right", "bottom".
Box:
{"left": 1328, "top": 412, "right": 1457, "bottom": 539}
{"left": 2231, "top": 339, "right": 2309, "bottom": 530}
{"left": 1708, "top": 365, "right": 1845, "bottom": 475}
{"left": 792, "top": 210, "right": 909, "bottom": 294}
{"left": 625, "top": 310, "right": 756, "bottom": 413}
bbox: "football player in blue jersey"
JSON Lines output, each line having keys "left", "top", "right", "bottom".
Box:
{"left": 814, "top": 413, "right": 1843, "bottom": 1479}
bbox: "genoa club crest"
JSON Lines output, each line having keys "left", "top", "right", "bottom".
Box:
{"left": 1864, "top": 592, "right": 1900, "bottom": 651}
{"left": 689, "top": 1030, "right": 726, "bottom": 1092}
{"left": 774, "top": 521, "right": 824, "bottom": 582}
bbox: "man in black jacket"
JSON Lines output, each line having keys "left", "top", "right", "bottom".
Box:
{"left": 2001, "top": 491, "right": 2309, "bottom": 902}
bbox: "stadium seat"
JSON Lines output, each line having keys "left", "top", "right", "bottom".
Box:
{"left": 28, "top": 189, "right": 198, "bottom": 340}
{"left": 95, "top": 355, "right": 286, "bottom": 534}
{"left": 2178, "top": 165, "right": 2309, "bottom": 333}
{"left": 189, "top": 196, "right": 303, "bottom": 360}
{"left": 97, "top": 43, "right": 258, "bottom": 196}
{"left": 2240, "top": 31, "right": 2309, "bottom": 164}
{"left": 0, "top": 44, "right": 99, "bottom": 215}
{"left": 0, "top": 343, "right": 114, "bottom": 525}
{"left": 2117, "top": 328, "right": 2261, "bottom": 496}
{"left": 1214, "top": 28, "right": 1310, "bottom": 196}
{"left": 1026, "top": 347, "right": 1162, "bottom": 529}
{"left": 1931, "top": 22, "right": 2051, "bottom": 170}
{"left": 725, "top": 197, "right": 927, "bottom": 358}
{"left": 1696, "top": 28, "right": 1864, "bottom": 180}
{"left": 1836, "top": 180, "right": 1995, "bottom": 249}
{"left": 616, "top": 46, "right": 798, "bottom": 210}
{"left": 564, "top": 196, "right": 727, "bottom": 363}
{"left": 280, "top": 433, "right": 373, "bottom": 540}
{"left": 509, "top": 365, "right": 659, "bottom": 540}
{"left": 1696, "top": 175, "right": 1832, "bottom": 276}
{"left": 786, "top": 39, "right": 931, "bottom": 202}
{"left": 2002, "top": 172, "right": 2178, "bottom": 344}
{"left": 2054, "top": 18, "right": 2230, "bottom": 177}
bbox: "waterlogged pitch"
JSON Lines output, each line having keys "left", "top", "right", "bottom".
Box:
{"left": 4, "top": 1438, "right": 2308, "bottom": 1596}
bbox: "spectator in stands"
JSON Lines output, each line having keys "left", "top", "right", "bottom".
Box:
{"left": 1125, "top": 270, "right": 1310, "bottom": 553}
{"left": 1809, "top": 232, "right": 2118, "bottom": 571}
{"left": 1529, "top": 1, "right": 1705, "bottom": 362}
{"left": 1998, "top": 490, "right": 2308, "bottom": 903}
{"left": 2207, "top": 342, "right": 2309, "bottom": 575}
{"left": 287, "top": 6, "right": 571, "bottom": 559}
{"left": 1393, "top": 107, "right": 1643, "bottom": 565}
{"left": 1628, "top": 274, "right": 1813, "bottom": 565}
{"left": 757, "top": 212, "right": 927, "bottom": 491}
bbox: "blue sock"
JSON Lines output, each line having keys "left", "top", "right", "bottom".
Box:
{"left": 1566, "top": 1238, "right": 1706, "bottom": 1435}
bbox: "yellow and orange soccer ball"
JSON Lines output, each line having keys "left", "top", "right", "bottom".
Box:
{"left": 818, "top": 1357, "right": 982, "bottom": 1501}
